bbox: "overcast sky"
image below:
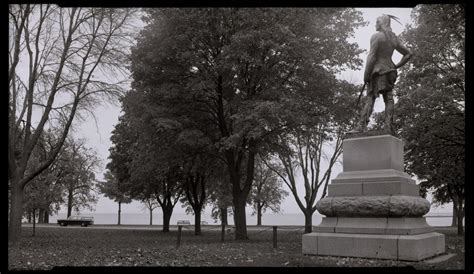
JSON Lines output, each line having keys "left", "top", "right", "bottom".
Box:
{"left": 66, "top": 7, "right": 452, "bottom": 215}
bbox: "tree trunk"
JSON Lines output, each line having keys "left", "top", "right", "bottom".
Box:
{"left": 456, "top": 201, "right": 464, "bottom": 236}
{"left": 231, "top": 148, "right": 256, "bottom": 240}
{"left": 162, "top": 205, "right": 173, "bottom": 232}
{"left": 220, "top": 207, "right": 228, "bottom": 226}
{"left": 67, "top": 191, "right": 73, "bottom": 218}
{"left": 451, "top": 203, "right": 458, "bottom": 227}
{"left": 304, "top": 210, "right": 313, "bottom": 233}
{"left": 118, "top": 201, "right": 121, "bottom": 225}
{"left": 194, "top": 207, "right": 202, "bottom": 235}
{"left": 27, "top": 211, "right": 32, "bottom": 224}
{"left": 32, "top": 208, "right": 36, "bottom": 237}
{"left": 257, "top": 204, "right": 262, "bottom": 226}
{"left": 233, "top": 198, "right": 248, "bottom": 240}
{"left": 8, "top": 182, "right": 25, "bottom": 243}
{"left": 149, "top": 208, "right": 153, "bottom": 226}
{"left": 38, "top": 208, "right": 45, "bottom": 223}
{"left": 44, "top": 211, "right": 49, "bottom": 224}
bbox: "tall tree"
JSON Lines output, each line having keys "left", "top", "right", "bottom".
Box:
{"left": 248, "top": 156, "right": 289, "bottom": 226}
{"left": 23, "top": 175, "right": 63, "bottom": 235}
{"left": 23, "top": 136, "right": 63, "bottom": 235}
{"left": 378, "top": 4, "right": 465, "bottom": 235}
{"left": 23, "top": 168, "right": 64, "bottom": 226}
{"left": 262, "top": 79, "right": 358, "bottom": 233}
{"left": 134, "top": 166, "right": 183, "bottom": 233}
{"left": 130, "top": 8, "right": 365, "bottom": 239}
{"left": 22, "top": 131, "right": 65, "bottom": 225}
{"left": 141, "top": 197, "right": 160, "bottom": 226}
{"left": 109, "top": 107, "right": 184, "bottom": 232}
{"left": 180, "top": 159, "right": 208, "bottom": 235}
{"left": 208, "top": 178, "right": 233, "bottom": 226}
{"left": 179, "top": 154, "right": 223, "bottom": 235}
{"left": 97, "top": 170, "right": 132, "bottom": 225}
{"left": 60, "top": 139, "right": 100, "bottom": 217}
{"left": 107, "top": 113, "right": 136, "bottom": 204}
{"left": 8, "top": 5, "right": 137, "bottom": 243}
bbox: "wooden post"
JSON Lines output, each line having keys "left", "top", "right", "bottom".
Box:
{"left": 32, "top": 208, "right": 36, "bottom": 237}
{"left": 221, "top": 224, "right": 225, "bottom": 243}
{"left": 273, "top": 226, "right": 277, "bottom": 249}
{"left": 177, "top": 225, "right": 182, "bottom": 248}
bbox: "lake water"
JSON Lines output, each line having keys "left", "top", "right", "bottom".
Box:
{"left": 48, "top": 212, "right": 453, "bottom": 227}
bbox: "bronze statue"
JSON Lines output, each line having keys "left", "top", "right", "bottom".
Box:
{"left": 354, "top": 14, "right": 413, "bottom": 133}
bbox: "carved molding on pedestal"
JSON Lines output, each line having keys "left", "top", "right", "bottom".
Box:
{"left": 316, "top": 195, "right": 431, "bottom": 217}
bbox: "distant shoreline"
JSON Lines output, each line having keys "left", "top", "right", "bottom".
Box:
{"left": 22, "top": 223, "right": 460, "bottom": 231}
{"left": 32, "top": 212, "right": 457, "bottom": 227}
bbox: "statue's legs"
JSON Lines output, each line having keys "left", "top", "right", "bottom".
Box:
{"left": 359, "top": 94, "right": 376, "bottom": 131}
{"left": 382, "top": 90, "right": 394, "bottom": 133}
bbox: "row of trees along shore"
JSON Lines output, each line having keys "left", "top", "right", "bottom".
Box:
{"left": 107, "top": 7, "right": 365, "bottom": 239}
{"left": 9, "top": 5, "right": 465, "bottom": 245}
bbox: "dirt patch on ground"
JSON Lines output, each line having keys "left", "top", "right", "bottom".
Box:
{"left": 7, "top": 225, "right": 464, "bottom": 270}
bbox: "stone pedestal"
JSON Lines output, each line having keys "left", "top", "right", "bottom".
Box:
{"left": 302, "top": 134, "right": 445, "bottom": 261}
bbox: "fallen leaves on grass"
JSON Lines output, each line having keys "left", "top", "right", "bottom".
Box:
{"left": 8, "top": 226, "right": 464, "bottom": 270}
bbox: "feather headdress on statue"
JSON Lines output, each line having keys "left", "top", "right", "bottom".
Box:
{"left": 384, "top": 14, "right": 402, "bottom": 25}
{"left": 377, "top": 14, "right": 402, "bottom": 31}
{"left": 377, "top": 14, "right": 401, "bottom": 47}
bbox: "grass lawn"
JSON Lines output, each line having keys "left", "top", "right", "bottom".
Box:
{"left": 8, "top": 224, "right": 464, "bottom": 270}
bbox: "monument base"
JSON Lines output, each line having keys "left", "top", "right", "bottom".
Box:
{"left": 302, "top": 231, "right": 445, "bottom": 261}
{"left": 305, "top": 133, "right": 446, "bottom": 261}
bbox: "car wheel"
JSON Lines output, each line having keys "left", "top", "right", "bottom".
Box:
{"left": 81, "top": 222, "right": 87, "bottom": 227}
{"left": 60, "top": 222, "right": 66, "bottom": 226}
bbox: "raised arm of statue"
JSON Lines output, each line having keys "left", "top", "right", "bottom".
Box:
{"left": 394, "top": 41, "right": 413, "bottom": 69}
{"left": 364, "top": 33, "right": 381, "bottom": 83}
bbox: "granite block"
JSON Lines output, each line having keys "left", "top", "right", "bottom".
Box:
{"left": 302, "top": 232, "right": 446, "bottom": 261}
{"left": 398, "top": 232, "right": 446, "bottom": 261}
{"left": 315, "top": 232, "right": 399, "bottom": 260}
{"left": 343, "top": 135, "right": 404, "bottom": 172}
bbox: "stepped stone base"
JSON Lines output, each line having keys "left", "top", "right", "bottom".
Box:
{"left": 302, "top": 232, "right": 445, "bottom": 261}
{"left": 313, "top": 217, "right": 434, "bottom": 235}
{"left": 304, "top": 133, "right": 446, "bottom": 261}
